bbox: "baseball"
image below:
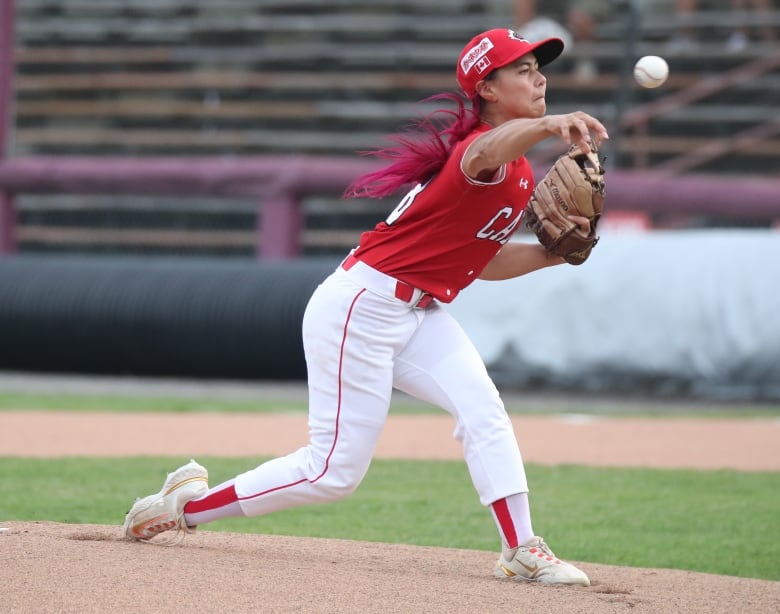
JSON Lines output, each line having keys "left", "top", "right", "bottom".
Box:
{"left": 633, "top": 55, "right": 669, "bottom": 88}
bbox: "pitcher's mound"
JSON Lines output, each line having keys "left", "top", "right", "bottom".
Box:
{"left": 3, "top": 521, "right": 778, "bottom": 613}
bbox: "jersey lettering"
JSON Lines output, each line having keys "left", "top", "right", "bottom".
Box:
{"left": 476, "top": 207, "right": 524, "bottom": 244}
{"left": 491, "top": 210, "right": 524, "bottom": 243}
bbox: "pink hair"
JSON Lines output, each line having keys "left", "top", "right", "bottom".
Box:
{"left": 344, "top": 93, "right": 482, "bottom": 199}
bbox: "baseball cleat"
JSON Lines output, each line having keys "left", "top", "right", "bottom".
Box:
{"left": 494, "top": 536, "right": 590, "bottom": 586}
{"left": 123, "top": 459, "right": 208, "bottom": 545}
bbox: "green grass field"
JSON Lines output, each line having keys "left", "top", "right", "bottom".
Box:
{"left": 1, "top": 392, "right": 779, "bottom": 582}
{"left": 1, "top": 390, "right": 779, "bottom": 417}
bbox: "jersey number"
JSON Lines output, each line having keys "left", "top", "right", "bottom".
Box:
{"left": 385, "top": 182, "right": 426, "bottom": 226}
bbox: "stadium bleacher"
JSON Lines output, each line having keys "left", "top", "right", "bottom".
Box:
{"left": 6, "top": 0, "right": 780, "bottom": 256}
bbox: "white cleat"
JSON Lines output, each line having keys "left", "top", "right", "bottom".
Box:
{"left": 123, "top": 459, "right": 208, "bottom": 545}
{"left": 494, "top": 536, "right": 590, "bottom": 586}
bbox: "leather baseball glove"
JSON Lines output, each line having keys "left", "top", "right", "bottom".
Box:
{"left": 525, "top": 142, "right": 606, "bottom": 265}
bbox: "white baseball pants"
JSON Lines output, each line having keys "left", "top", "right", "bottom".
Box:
{"left": 233, "top": 260, "right": 529, "bottom": 516}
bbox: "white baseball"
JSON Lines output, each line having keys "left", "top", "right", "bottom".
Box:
{"left": 633, "top": 55, "right": 669, "bottom": 88}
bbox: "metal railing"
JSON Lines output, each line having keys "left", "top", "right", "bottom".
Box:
{"left": 1, "top": 155, "right": 778, "bottom": 258}
{"left": 620, "top": 51, "right": 780, "bottom": 172}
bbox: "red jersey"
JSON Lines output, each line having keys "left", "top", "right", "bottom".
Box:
{"left": 352, "top": 124, "right": 536, "bottom": 303}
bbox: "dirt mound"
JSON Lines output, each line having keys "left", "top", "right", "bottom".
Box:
{"left": 3, "top": 521, "right": 779, "bottom": 614}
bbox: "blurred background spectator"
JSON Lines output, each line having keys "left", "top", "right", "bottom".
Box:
{"left": 729, "top": 0, "right": 776, "bottom": 49}
{"left": 668, "top": 0, "right": 776, "bottom": 51}
{"left": 513, "top": 0, "right": 599, "bottom": 80}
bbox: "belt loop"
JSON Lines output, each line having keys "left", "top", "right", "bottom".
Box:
{"left": 415, "top": 294, "right": 434, "bottom": 309}
{"left": 395, "top": 281, "right": 433, "bottom": 309}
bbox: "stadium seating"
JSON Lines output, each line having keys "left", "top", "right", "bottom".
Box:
{"left": 7, "top": 0, "right": 780, "bottom": 256}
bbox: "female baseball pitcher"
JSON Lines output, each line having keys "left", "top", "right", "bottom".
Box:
{"left": 124, "top": 28, "right": 608, "bottom": 586}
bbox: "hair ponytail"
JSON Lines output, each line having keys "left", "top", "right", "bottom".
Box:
{"left": 344, "top": 93, "right": 481, "bottom": 199}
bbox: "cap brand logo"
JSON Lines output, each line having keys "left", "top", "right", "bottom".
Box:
{"left": 461, "top": 37, "right": 494, "bottom": 75}
{"left": 507, "top": 29, "right": 527, "bottom": 42}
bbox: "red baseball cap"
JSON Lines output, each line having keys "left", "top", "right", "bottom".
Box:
{"left": 456, "top": 28, "right": 564, "bottom": 96}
